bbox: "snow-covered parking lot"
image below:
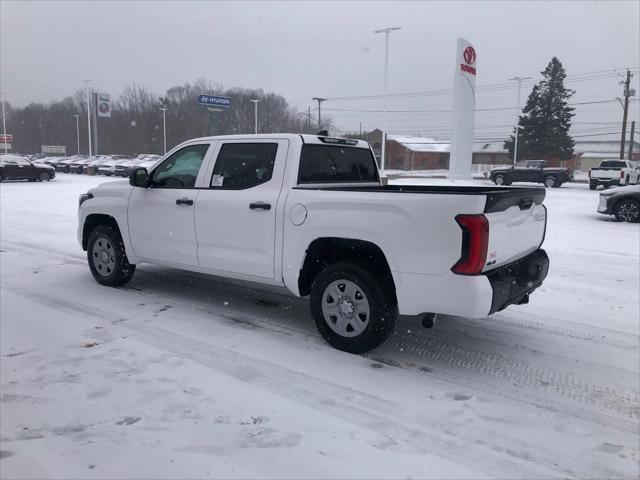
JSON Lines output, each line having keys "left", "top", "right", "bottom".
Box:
{"left": 1, "top": 174, "right": 639, "bottom": 479}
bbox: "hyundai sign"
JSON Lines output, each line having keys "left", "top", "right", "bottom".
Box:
{"left": 197, "top": 95, "right": 231, "bottom": 108}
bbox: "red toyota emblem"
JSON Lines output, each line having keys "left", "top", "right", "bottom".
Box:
{"left": 463, "top": 46, "right": 476, "bottom": 65}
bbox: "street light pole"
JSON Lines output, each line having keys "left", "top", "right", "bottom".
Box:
{"left": 72, "top": 115, "right": 80, "bottom": 155}
{"left": 82, "top": 79, "right": 92, "bottom": 157}
{"left": 249, "top": 99, "right": 260, "bottom": 134}
{"left": 1, "top": 92, "right": 7, "bottom": 154}
{"left": 374, "top": 26, "right": 401, "bottom": 172}
{"left": 312, "top": 97, "right": 326, "bottom": 130}
{"left": 159, "top": 107, "right": 167, "bottom": 154}
{"left": 509, "top": 76, "right": 531, "bottom": 165}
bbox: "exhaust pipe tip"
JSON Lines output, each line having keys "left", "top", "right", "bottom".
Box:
{"left": 421, "top": 312, "right": 438, "bottom": 329}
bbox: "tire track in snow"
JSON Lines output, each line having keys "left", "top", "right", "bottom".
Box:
{"left": 2, "top": 240, "right": 639, "bottom": 435}
{"left": 1, "top": 284, "right": 628, "bottom": 480}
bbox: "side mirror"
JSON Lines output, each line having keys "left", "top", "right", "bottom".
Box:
{"left": 129, "top": 167, "right": 149, "bottom": 187}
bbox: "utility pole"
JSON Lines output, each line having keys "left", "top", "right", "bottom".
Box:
{"left": 619, "top": 69, "right": 635, "bottom": 159}
{"left": 1, "top": 91, "right": 7, "bottom": 154}
{"left": 374, "top": 26, "right": 402, "bottom": 172}
{"left": 629, "top": 120, "right": 636, "bottom": 160}
{"left": 82, "top": 79, "right": 92, "bottom": 157}
{"left": 159, "top": 107, "right": 167, "bottom": 154}
{"left": 308, "top": 105, "right": 311, "bottom": 129}
{"left": 312, "top": 97, "right": 326, "bottom": 130}
{"left": 72, "top": 115, "right": 80, "bottom": 155}
{"left": 250, "top": 99, "right": 260, "bottom": 134}
{"left": 92, "top": 92, "right": 99, "bottom": 155}
{"left": 509, "top": 76, "right": 532, "bottom": 165}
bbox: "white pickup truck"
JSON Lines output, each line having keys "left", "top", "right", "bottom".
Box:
{"left": 589, "top": 159, "right": 640, "bottom": 190}
{"left": 78, "top": 134, "right": 549, "bottom": 352}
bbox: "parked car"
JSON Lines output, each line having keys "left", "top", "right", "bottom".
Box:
{"left": 55, "top": 157, "right": 79, "bottom": 173}
{"left": 69, "top": 157, "right": 93, "bottom": 174}
{"left": 597, "top": 185, "right": 640, "bottom": 222}
{"left": 41, "top": 156, "right": 66, "bottom": 167}
{"left": 78, "top": 133, "right": 549, "bottom": 353}
{"left": 0, "top": 154, "right": 56, "bottom": 182}
{"left": 113, "top": 159, "right": 144, "bottom": 177}
{"left": 97, "top": 159, "right": 131, "bottom": 176}
{"left": 589, "top": 160, "right": 640, "bottom": 190}
{"left": 490, "top": 160, "right": 573, "bottom": 188}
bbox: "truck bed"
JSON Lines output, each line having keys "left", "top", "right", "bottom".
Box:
{"left": 294, "top": 184, "right": 546, "bottom": 213}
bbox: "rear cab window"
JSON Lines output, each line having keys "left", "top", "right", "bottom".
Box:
{"left": 298, "top": 144, "right": 379, "bottom": 184}
{"left": 600, "top": 161, "right": 627, "bottom": 169}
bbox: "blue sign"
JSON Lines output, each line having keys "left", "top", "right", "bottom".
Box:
{"left": 197, "top": 94, "right": 231, "bottom": 108}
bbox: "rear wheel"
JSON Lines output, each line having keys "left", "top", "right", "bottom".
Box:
{"left": 87, "top": 225, "right": 136, "bottom": 286}
{"left": 614, "top": 200, "right": 640, "bottom": 223}
{"left": 625, "top": 176, "right": 630, "bottom": 186}
{"left": 310, "top": 262, "right": 397, "bottom": 353}
{"left": 493, "top": 174, "right": 505, "bottom": 186}
{"left": 589, "top": 183, "right": 597, "bottom": 190}
{"left": 543, "top": 176, "right": 556, "bottom": 188}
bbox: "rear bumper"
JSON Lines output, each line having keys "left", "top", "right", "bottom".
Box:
{"left": 486, "top": 249, "right": 549, "bottom": 314}
{"left": 394, "top": 249, "right": 549, "bottom": 318}
{"left": 591, "top": 178, "right": 620, "bottom": 187}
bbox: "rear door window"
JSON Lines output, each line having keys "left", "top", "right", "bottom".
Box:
{"left": 298, "top": 145, "right": 379, "bottom": 184}
{"left": 210, "top": 143, "right": 278, "bottom": 190}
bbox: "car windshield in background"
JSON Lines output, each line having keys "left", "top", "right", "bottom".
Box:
{"left": 600, "top": 161, "right": 628, "bottom": 168}
{"left": 298, "top": 145, "right": 379, "bottom": 184}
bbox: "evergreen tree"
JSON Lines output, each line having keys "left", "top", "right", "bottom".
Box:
{"left": 504, "top": 57, "right": 575, "bottom": 161}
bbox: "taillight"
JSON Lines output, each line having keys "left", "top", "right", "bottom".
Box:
{"left": 452, "top": 214, "right": 489, "bottom": 275}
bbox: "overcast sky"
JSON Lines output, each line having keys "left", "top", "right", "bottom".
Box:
{"left": 1, "top": 0, "right": 639, "bottom": 139}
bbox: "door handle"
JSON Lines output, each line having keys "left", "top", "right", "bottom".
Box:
{"left": 176, "top": 198, "right": 194, "bottom": 206}
{"left": 249, "top": 202, "right": 271, "bottom": 211}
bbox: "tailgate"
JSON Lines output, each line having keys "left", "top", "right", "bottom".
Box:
{"left": 591, "top": 168, "right": 621, "bottom": 180}
{"left": 483, "top": 189, "right": 547, "bottom": 272}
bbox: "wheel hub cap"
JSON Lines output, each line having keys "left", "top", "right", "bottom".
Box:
{"left": 321, "top": 279, "right": 371, "bottom": 338}
{"left": 91, "top": 237, "right": 115, "bottom": 277}
{"left": 338, "top": 297, "right": 355, "bottom": 318}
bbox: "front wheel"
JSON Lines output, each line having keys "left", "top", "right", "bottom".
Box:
{"left": 543, "top": 176, "right": 556, "bottom": 188}
{"left": 39, "top": 172, "right": 50, "bottom": 182}
{"left": 310, "top": 262, "right": 397, "bottom": 353}
{"left": 87, "top": 225, "right": 136, "bottom": 286}
{"left": 493, "top": 174, "right": 506, "bottom": 186}
{"left": 614, "top": 200, "right": 640, "bottom": 223}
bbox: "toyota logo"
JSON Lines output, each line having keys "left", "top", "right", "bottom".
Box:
{"left": 463, "top": 46, "right": 476, "bottom": 65}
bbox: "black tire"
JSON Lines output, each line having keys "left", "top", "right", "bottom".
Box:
{"left": 543, "top": 176, "right": 556, "bottom": 188}
{"left": 552, "top": 181, "right": 562, "bottom": 188}
{"left": 87, "top": 225, "right": 136, "bottom": 286}
{"left": 589, "top": 183, "right": 597, "bottom": 190}
{"left": 625, "top": 176, "right": 630, "bottom": 186}
{"left": 493, "top": 174, "right": 506, "bottom": 186}
{"left": 39, "top": 172, "right": 50, "bottom": 182}
{"left": 310, "top": 261, "right": 397, "bottom": 353}
{"left": 614, "top": 200, "right": 640, "bottom": 223}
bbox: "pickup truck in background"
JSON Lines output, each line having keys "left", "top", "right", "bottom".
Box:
{"left": 589, "top": 159, "right": 640, "bottom": 190}
{"left": 490, "top": 160, "right": 573, "bottom": 188}
{"left": 78, "top": 133, "right": 549, "bottom": 353}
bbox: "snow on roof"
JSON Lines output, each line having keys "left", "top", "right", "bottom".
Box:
{"left": 579, "top": 152, "right": 633, "bottom": 159}
{"left": 387, "top": 135, "right": 450, "bottom": 153}
{"left": 574, "top": 140, "right": 640, "bottom": 154}
{"left": 387, "top": 135, "right": 508, "bottom": 154}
